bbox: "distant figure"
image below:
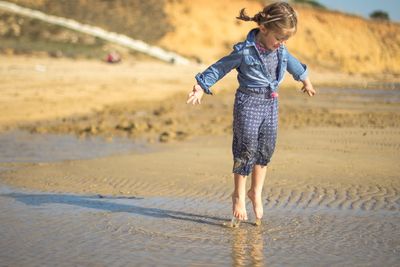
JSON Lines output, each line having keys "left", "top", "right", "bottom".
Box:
{"left": 187, "top": 1, "right": 316, "bottom": 227}
{"left": 106, "top": 51, "right": 121, "bottom": 63}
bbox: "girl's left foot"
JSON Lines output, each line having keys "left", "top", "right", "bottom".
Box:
{"left": 247, "top": 189, "right": 263, "bottom": 222}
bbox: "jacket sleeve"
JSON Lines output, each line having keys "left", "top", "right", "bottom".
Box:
{"left": 286, "top": 50, "right": 308, "bottom": 81}
{"left": 195, "top": 44, "right": 243, "bottom": 94}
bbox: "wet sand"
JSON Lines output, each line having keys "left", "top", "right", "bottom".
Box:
{"left": 1, "top": 126, "right": 399, "bottom": 266}
{"left": 1, "top": 185, "right": 399, "bottom": 266}
{"left": 0, "top": 56, "right": 400, "bottom": 266}
{"left": 2, "top": 127, "right": 399, "bottom": 204}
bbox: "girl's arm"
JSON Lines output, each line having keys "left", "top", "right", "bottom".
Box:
{"left": 195, "top": 45, "right": 243, "bottom": 95}
{"left": 187, "top": 45, "right": 243, "bottom": 105}
{"left": 286, "top": 50, "right": 308, "bottom": 81}
{"left": 286, "top": 50, "right": 316, "bottom": 96}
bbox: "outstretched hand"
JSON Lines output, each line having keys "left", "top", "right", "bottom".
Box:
{"left": 301, "top": 77, "right": 316, "bottom": 96}
{"left": 301, "top": 84, "right": 316, "bottom": 96}
{"left": 186, "top": 84, "right": 204, "bottom": 105}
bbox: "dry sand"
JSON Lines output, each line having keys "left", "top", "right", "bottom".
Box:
{"left": 0, "top": 55, "right": 399, "bottom": 266}
{"left": 1, "top": 55, "right": 399, "bottom": 135}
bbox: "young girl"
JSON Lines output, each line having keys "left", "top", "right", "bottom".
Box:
{"left": 187, "top": 2, "right": 315, "bottom": 226}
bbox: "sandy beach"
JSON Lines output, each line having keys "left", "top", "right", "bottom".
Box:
{"left": 1, "top": 0, "right": 400, "bottom": 264}
{"left": 0, "top": 55, "right": 399, "bottom": 266}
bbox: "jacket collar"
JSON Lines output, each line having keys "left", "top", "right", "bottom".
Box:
{"left": 244, "top": 28, "right": 259, "bottom": 47}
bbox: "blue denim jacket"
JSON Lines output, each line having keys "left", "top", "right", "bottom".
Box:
{"left": 195, "top": 28, "right": 308, "bottom": 94}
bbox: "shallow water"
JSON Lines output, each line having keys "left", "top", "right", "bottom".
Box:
{"left": 0, "top": 130, "right": 149, "bottom": 163}
{"left": 318, "top": 87, "right": 400, "bottom": 103}
{"left": 0, "top": 186, "right": 399, "bottom": 267}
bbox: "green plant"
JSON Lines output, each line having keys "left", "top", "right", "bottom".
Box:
{"left": 370, "top": 10, "right": 390, "bottom": 21}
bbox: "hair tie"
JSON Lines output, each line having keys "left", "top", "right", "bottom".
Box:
{"left": 264, "top": 17, "right": 283, "bottom": 24}
{"left": 266, "top": 14, "right": 282, "bottom": 19}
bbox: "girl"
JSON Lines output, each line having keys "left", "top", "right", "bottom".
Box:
{"left": 187, "top": 2, "right": 315, "bottom": 226}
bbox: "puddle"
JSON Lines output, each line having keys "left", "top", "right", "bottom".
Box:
{"left": 0, "top": 130, "right": 150, "bottom": 163}
{"left": 0, "top": 186, "right": 399, "bottom": 267}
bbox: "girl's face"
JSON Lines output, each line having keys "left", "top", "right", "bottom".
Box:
{"left": 258, "top": 25, "right": 294, "bottom": 51}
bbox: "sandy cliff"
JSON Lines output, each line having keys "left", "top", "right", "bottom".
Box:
{"left": 3, "top": 0, "right": 400, "bottom": 75}
{"left": 160, "top": 0, "right": 400, "bottom": 74}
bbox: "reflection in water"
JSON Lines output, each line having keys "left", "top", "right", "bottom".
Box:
{"left": 231, "top": 226, "right": 265, "bottom": 267}
{"left": 1, "top": 186, "right": 399, "bottom": 266}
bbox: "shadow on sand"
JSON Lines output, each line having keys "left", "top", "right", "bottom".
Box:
{"left": 2, "top": 191, "right": 227, "bottom": 227}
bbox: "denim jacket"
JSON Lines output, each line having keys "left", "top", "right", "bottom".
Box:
{"left": 195, "top": 28, "right": 308, "bottom": 94}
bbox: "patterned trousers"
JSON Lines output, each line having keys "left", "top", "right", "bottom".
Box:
{"left": 232, "top": 90, "right": 278, "bottom": 176}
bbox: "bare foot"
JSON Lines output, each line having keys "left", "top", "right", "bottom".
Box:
{"left": 231, "top": 193, "right": 248, "bottom": 221}
{"left": 247, "top": 189, "right": 263, "bottom": 220}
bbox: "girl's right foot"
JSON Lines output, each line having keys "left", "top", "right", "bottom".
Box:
{"left": 231, "top": 193, "right": 248, "bottom": 221}
{"left": 247, "top": 189, "right": 263, "bottom": 224}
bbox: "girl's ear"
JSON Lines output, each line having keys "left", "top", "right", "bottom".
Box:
{"left": 259, "top": 24, "right": 268, "bottom": 34}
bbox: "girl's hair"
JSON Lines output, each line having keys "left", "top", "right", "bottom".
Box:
{"left": 237, "top": 2, "right": 298, "bottom": 34}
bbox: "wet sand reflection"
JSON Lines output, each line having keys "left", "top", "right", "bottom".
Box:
{"left": 231, "top": 225, "right": 265, "bottom": 267}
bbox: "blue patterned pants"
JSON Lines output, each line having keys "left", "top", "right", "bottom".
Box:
{"left": 232, "top": 90, "right": 278, "bottom": 176}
